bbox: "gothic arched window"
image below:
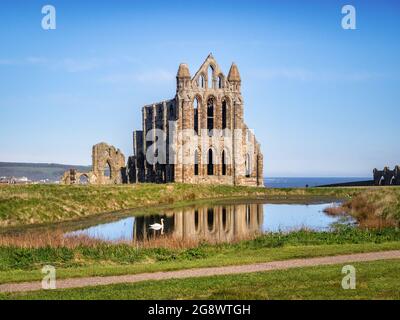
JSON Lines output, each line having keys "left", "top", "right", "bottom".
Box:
{"left": 207, "top": 98, "right": 214, "bottom": 134}
{"left": 222, "top": 150, "right": 227, "bottom": 176}
{"left": 208, "top": 65, "right": 214, "bottom": 89}
{"left": 222, "top": 100, "right": 227, "bottom": 130}
{"left": 104, "top": 161, "right": 111, "bottom": 177}
{"left": 207, "top": 149, "right": 214, "bottom": 176}
{"left": 218, "top": 76, "right": 223, "bottom": 89}
{"left": 194, "top": 97, "right": 199, "bottom": 134}
{"left": 198, "top": 75, "right": 205, "bottom": 88}
{"left": 194, "top": 149, "right": 199, "bottom": 176}
{"left": 245, "top": 153, "right": 251, "bottom": 178}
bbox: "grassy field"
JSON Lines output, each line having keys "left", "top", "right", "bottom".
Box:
{"left": 0, "top": 183, "right": 270, "bottom": 227}
{"left": 330, "top": 188, "right": 400, "bottom": 228}
{"left": 2, "top": 259, "right": 399, "bottom": 300}
{"left": 0, "top": 184, "right": 400, "bottom": 299}
{"left": 2, "top": 183, "right": 398, "bottom": 228}
{"left": 0, "top": 228, "right": 399, "bottom": 284}
{"left": 0, "top": 184, "right": 399, "bottom": 296}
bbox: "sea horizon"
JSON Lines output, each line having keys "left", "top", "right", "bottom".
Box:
{"left": 264, "top": 177, "right": 371, "bottom": 188}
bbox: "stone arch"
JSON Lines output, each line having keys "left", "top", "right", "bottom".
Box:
{"left": 206, "top": 97, "right": 215, "bottom": 133}
{"left": 193, "top": 95, "right": 201, "bottom": 135}
{"left": 92, "top": 143, "right": 126, "bottom": 184}
{"left": 78, "top": 173, "right": 89, "bottom": 185}
{"left": 204, "top": 93, "right": 218, "bottom": 103}
{"left": 61, "top": 170, "right": 96, "bottom": 185}
{"left": 197, "top": 74, "right": 205, "bottom": 89}
{"left": 245, "top": 153, "right": 252, "bottom": 178}
{"left": 104, "top": 160, "right": 112, "bottom": 179}
{"left": 207, "top": 64, "right": 215, "bottom": 89}
{"left": 218, "top": 74, "right": 224, "bottom": 89}
{"left": 193, "top": 95, "right": 202, "bottom": 107}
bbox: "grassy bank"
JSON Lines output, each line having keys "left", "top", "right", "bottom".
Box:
{"left": 1, "top": 183, "right": 399, "bottom": 289}
{"left": 1, "top": 228, "right": 399, "bottom": 284}
{"left": 0, "top": 183, "right": 372, "bottom": 228}
{"left": 2, "top": 259, "right": 399, "bottom": 300}
{"left": 325, "top": 187, "right": 400, "bottom": 228}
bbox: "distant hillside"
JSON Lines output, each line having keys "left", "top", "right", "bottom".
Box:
{"left": 0, "top": 162, "right": 91, "bottom": 182}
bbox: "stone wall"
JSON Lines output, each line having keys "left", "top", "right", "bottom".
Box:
{"left": 91, "top": 142, "right": 126, "bottom": 184}
{"left": 373, "top": 166, "right": 400, "bottom": 186}
{"left": 61, "top": 142, "right": 126, "bottom": 185}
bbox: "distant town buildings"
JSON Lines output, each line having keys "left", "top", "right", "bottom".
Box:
{"left": 0, "top": 176, "right": 31, "bottom": 184}
{"left": 0, "top": 176, "right": 55, "bottom": 185}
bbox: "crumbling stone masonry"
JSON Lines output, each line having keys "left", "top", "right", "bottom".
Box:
{"left": 61, "top": 142, "right": 126, "bottom": 185}
{"left": 373, "top": 166, "right": 400, "bottom": 186}
{"left": 127, "top": 54, "right": 264, "bottom": 186}
{"left": 91, "top": 142, "right": 126, "bottom": 184}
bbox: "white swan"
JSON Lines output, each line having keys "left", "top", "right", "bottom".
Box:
{"left": 149, "top": 218, "right": 164, "bottom": 234}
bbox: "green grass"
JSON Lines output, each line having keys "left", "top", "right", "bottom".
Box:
{"left": 1, "top": 228, "right": 399, "bottom": 284}
{"left": 340, "top": 188, "right": 400, "bottom": 225}
{"left": 2, "top": 259, "right": 399, "bottom": 300}
{"left": 1, "top": 184, "right": 399, "bottom": 293}
{"left": 0, "top": 183, "right": 367, "bottom": 228}
{"left": 1, "top": 183, "right": 399, "bottom": 228}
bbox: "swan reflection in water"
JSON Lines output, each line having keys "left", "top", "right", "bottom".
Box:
{"left": 133, "top": 203, "right": 264, "bottom": 243}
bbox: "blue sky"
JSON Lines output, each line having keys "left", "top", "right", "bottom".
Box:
{"left": 0, "top": 0, "right": 399, "bottom": 177}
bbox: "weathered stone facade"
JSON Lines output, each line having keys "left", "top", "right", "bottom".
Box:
{"left": 61, "top": 142, "right": 126, "bottom": 185}
{"left": 127, "top": 54, "right": 264, "bottom": 186}
{"left": 373, "top": 166, "right": 400, "bottom": 186}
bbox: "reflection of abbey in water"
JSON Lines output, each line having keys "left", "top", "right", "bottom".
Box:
{"left": 133, "top": 203, "right": 263, "bottom": 242}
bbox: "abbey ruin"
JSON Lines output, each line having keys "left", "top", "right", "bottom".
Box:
{"left": 62, "top": 55, "right": 264, "bottom": 186}
{"left": 127, "top": 54, "right": 264, "bottom": 186}
{"left": 373, "top": 166, "right": 400, "bottom": 186}
{"left": 61, "top": 143, "right": 126, "bottom": 185}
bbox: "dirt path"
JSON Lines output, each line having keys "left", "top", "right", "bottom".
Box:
{"left": 1, "top": 250, "right": 399, "bottom": 293}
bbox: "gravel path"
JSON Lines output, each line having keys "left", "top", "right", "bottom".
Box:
{"left": 1, "top": 250, "right": 399, "bottom": 293}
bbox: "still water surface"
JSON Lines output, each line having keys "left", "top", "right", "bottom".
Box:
{"left": 68, "top": 201, "right": 353, "bottom": 243}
